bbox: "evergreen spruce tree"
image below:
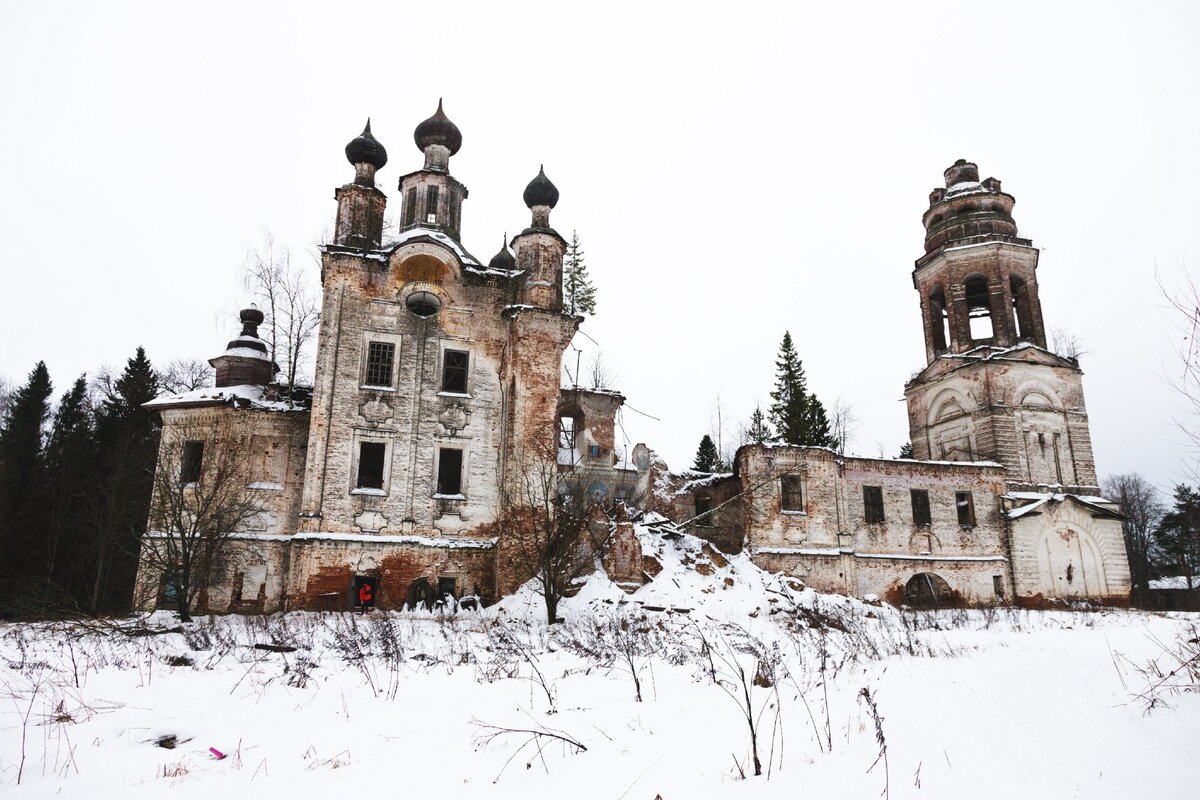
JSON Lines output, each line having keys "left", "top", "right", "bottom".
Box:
{"left": 768, "top": 332, "right": 810, "bottom": 445}
{"left": 898, "top": 442, "right": 914, "bottom": 459}
{"left": 746, "top": 404, "right": 772, "bottom": 444}
{"left": 88, "top": 347, "right": 161, "bottom": 614}
{"left": 693, "top": 434, "right": 719, "bottom": 472}
{"left": 43, "top": 376, "right": 95, "bottom": 606}
{"left": 1155, "top": 485, "right": 1200, "bottom": 589}
{"left": 0, "top": 362, "right": 53, "bottom": 612}
{"left": 804, "top": 395, "right": 835, "bottom": 449}
{"left": 562, "top": 231, "right": 597, "bottom": 316}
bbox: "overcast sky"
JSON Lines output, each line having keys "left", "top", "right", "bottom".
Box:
{"left": 3, "top": 1, "right": 1199, "bottom": 493}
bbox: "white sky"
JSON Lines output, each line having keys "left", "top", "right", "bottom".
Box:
{"left": 2, "top": 1, "right": 1199, "bottom": 494}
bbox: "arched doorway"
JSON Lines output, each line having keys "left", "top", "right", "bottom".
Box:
{"left": 904, "top": 572, "right": 954, "bottom": 608}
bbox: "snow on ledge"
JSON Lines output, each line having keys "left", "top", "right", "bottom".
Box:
{"left": 143, "top": 530, "right": 498, "bottom": 549}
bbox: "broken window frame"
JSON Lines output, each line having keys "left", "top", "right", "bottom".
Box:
{"left": 181, "top": 440, "right": 204, "bottom": 485}
{"left": 863, "top": 485, "right": 885, "bottom": 524}
{"left": 425, "top": 185, "right": 439, "bottom": 225}
{"left": 440, "top": 349, "right": 470, "bottom": 394}
{"left": 694, "top": 496, "right": 714, "bottom": 527}
{"left": 780, "top": 475, "right": 805, "bottom": 513}
{"left": 404, "top": 187, "right": 417, "bottom": 226}
{"left": 910, "top": 488, "right": 932, "bottom": 526}
{"left": 355, "top": 441, "right": 386, "bottom": 492}
{"left": 955, "top": 491, "right": 976, "bottom": 527}
{"left": 436, "top": 447, "right": 464, "bottom": 497}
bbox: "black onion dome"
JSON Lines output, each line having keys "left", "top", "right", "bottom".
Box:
{"left": 413, "top": 99, "right": 462, "bottom": 155}
{"left": 345, "top": 119, "right": 388, "bottom": 169}
{"left": 522, "top": 165, "right": 559, "bottom": 209}
{"left": 488, "top": 234, "right": 516, "bottom": 271}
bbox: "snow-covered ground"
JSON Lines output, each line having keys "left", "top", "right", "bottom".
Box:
{"left": 2, "top": 527, "right": 1198, "bottom": 798}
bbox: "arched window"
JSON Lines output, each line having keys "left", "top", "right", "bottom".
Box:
{"left": 928, "top": 286, "right": 949, "bottom": 353}
{"left": 964, "top": 275, "right": 992, "bottom": 342}
{"left": 1010, "top": 274, "right": 1033, "bottom": 341}
{"left": 904, "top": 573, "right": 955, "bottom": 608}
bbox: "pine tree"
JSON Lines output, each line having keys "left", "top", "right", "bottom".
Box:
{"left": 693, "top": 434, "right": 719, "bottom": 472}
{"left": 746, "top": 405, "right": 772, "bottom": 444}
{"left": 898, "top": 442, "right": 914, "bottom": 459}
{"left": 562, "top": 231, "right": 597, "bottom": 316}
{"left": 768, "top": 332, "right": 810, "bottom": 445}
{"left": 0, "top": 362, "right": 53, "bottom": 611}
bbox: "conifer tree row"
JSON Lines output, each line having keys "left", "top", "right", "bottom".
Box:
{"left": 0, "top": 348, "right": 162, "bottom": 618}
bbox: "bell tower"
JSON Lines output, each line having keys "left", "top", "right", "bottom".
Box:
{"left": 904, "top": 161, "right": 1099, "bottom": 492}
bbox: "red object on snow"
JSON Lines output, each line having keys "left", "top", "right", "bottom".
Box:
{"left": 209, "top": 747, "right": 226, "bottom": 760}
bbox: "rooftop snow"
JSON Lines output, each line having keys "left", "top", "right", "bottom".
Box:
{"left": 145, "top": 384, "right": 302, "bottom": 412}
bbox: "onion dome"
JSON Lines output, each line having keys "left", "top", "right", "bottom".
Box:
{"left": 345, "top": 119, "right": 388, "bottom": 169}
{"left": 224, "top": 307, "right": 270, "bottom": 357}
{"left": 413, "top": 99, "right": 462, "bottom": 156}
{"left": 522, "top": 165, "right": 559, "bottom": 209}
{"left": 488, "top": 234, "right": 516, "bottom": 271}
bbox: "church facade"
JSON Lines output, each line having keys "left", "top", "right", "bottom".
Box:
{"left": 135, "top": 110, "right": 1130, "bottom": 613}
{"left": 135, "top": 104, "right": 647, "bottom": 613}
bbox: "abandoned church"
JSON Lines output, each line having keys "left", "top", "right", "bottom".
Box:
{"left": 134, "top": 104, "right": 1131, "bottom": 614}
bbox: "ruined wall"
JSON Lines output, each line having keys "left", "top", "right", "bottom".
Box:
{"left": 739, "top": 444, "right": 1012, "bottom": 604}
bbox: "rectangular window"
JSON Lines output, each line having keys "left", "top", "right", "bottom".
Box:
{"left": 441, "top": 349, "right": 469, "bottom": 393}
{"left": 425, "top": 185, "right": 439, "bottom": 224}
{"left": 436, "top": 448, "right": 463, "bottom": 496}
{"left": 956, "top": 491, "right": 976, "bottom": 526}
{"left": 863, "top": 485, "right": 885, "bottom": 524}
{"left": 354, "top": 575, "right": 377, "bottom": 609}
{"left": 364, "top": 340, "right": 395, "bottom": 387}
{"left": 993, "top": 575, "right": 1005, "bottom": 598}
{"left": 438, "top": 576, "right": 457, "bottom": 600}
{"left": 356, "top": 442, "right": 386, "bottom": 490}
{"left": 695, "top": 496, "right": 713, "bottom": 525}
{"left": 781, "top": 476, "right": 804, "bottom": 512}
{"left": 404, "top": 187, "right": 417, "bottom": 226}
{"left": 910, "top": 489, "right": 931, "bottom": 525}
{"left": 181, "top": 440, "right": 204, "bottom": 484}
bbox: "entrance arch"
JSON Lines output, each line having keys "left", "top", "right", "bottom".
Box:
{"left": 904, "top": 572, "right": 954, "bottom": 608}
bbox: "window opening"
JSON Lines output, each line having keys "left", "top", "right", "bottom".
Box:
{"left": 929, "top": 287, "right": 949, "bottom": 353}
{"left": 425, "top": 185, "right": 439, "bottom": 224}
{"left": 406, "top": 291, "right": 441, "bottom": 318}
{"left": 356, "top": 442, "right": 386, "bottom": 490}
{"left": 781, "top": 476, "right": 804, "bottom": 512}
{"left": 695, "top": 496, "right": 713, "bottom": 525}
{"left": 437, "top": 448, "right": 463, "bottom": 495}
{"left": 965, "top": 276, "right": 993, "bottom": 342}
{"left": 863, "top": 485, "right": 885, "bottom": 524}
{"left": 438, "top": 576, "right": 457, "bottom": 600}
{"left": 353, "top": 575, "right": 377, "bottom": 609}
{"left": 910, "top": 489, "right": 931, "bottom": 525}
{"left": 181, "top": 440, "right": 204, "bottom": 484}
{"left": 1052, "top": 433, "right": 1064, "bottom": 484}
{"left": 1010, "top": 275, "right": 1029, "bottom": 340}
{"left": 993, "top": 575, "right": 1005, "bottom": 598}
{"left": 558, "top": 416, "right": 577, "bottom": 450}
{"left": 441, "top": 349, "right": 469, "bottom": 393}
{"left": 404, "top": 187, "right": 417, "bottom": 226}
{"left": 365, "top": 340, "right": 395, "bottom": 387}
{"left": 956, "top": 491, "right": 975, "bottom": 526}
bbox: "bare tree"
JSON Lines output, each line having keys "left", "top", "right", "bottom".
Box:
{"left": 0, "top": 374, "right": 13, "bottom": 421}
{"left": 1160, "top": 267, "right": 1200, "bottom": 476}
{"left": 1101, "top": 473, "right": 1164, "bottom": 606}
{"left": 587, "top": 350, "right": 616, "bottom": 390}
{"left": 244, "top": 234, "right": 320, "bottom": 402}
{"left": 139, "top": 419, "right": 264, "bottom": 621}
{"left": 159, "top": 358, "right": 214, "bottom": 394}
{"left": 502, "top": 446, "right": 604, "bottom": 625}
{"left": 829, "top": 396, "right": 858, "bottom": 456}
{"left": 708, "top": 393, "right": 734, "bottom": 472}
{"left": 1050, "top": 326, "right": 1086, "bottom": 360}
